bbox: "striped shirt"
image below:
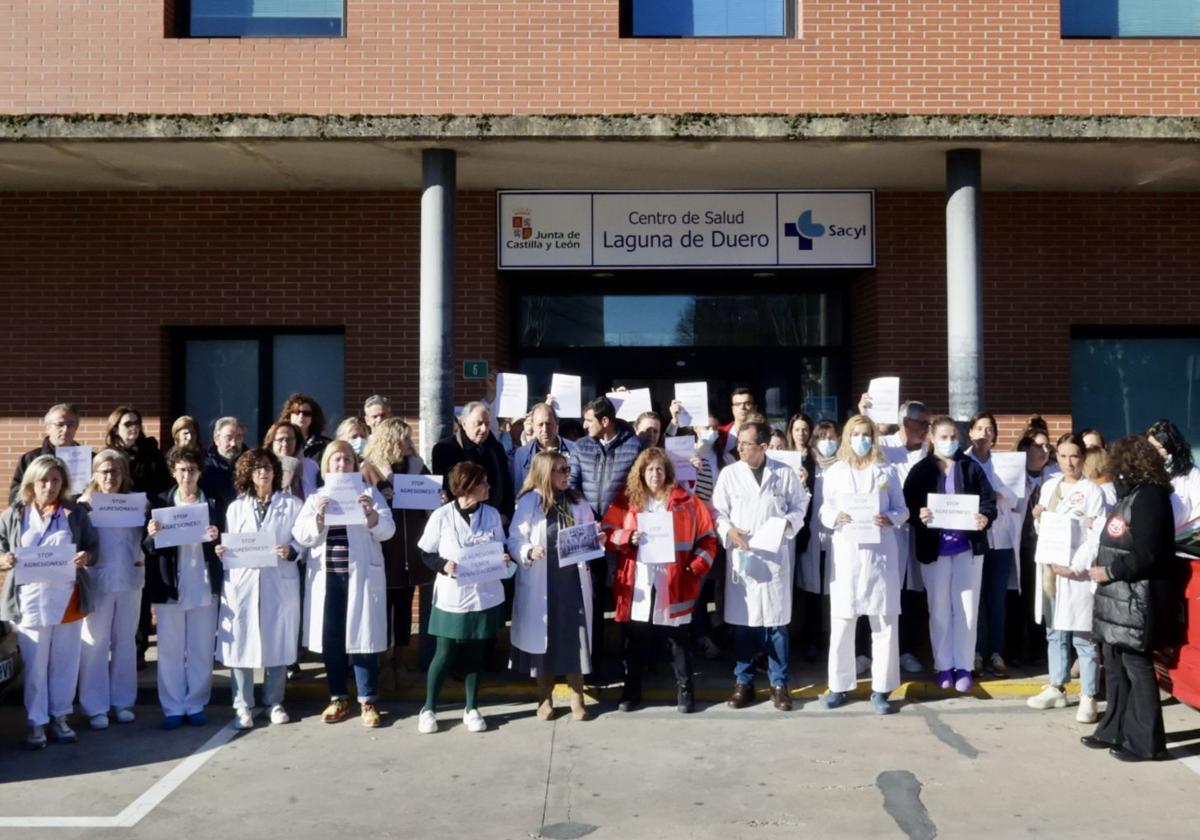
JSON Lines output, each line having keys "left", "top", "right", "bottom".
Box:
{"left": 325, "top": 526, "right": 350, "bottom": 574}
{"left": 694, "top": 458, "right": 714, "bottom": 502}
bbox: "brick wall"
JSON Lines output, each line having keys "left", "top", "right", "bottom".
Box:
{"left": 5, "top": 2, "right": 1200, "bottom": 116}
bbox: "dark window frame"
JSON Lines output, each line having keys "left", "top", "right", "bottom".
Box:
{"left": 169, "top": 325, "right": 346, "bottom": 442}
{"left": 171, "top": 0, "right": 348, "bottom": 39}
{"left": 619, "top": 0, "right": 797, "bottom": 39}
{"left": 1060, "top": 0, "right": 1200, "bottom": 39}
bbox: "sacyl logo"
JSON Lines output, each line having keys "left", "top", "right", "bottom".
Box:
{"left": 783, "top": 210, "right": 825, "bottom": 251}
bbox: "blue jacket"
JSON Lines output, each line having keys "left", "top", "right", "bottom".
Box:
{"left": 570, "top": 424, "right": 644, "bottom": 517}
{"left": 510, "top": 436, "right": 576, "bottom": 495}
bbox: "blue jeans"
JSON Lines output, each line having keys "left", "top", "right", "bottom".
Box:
{"left": 976, "top": 549, "right": 1013, "bottom": 657}
{"left": 231, "top": 666, "right": 286, "bottom": 711}
{"left": 1047, "top": 628, "right": 1099, "bottom": 697}
{"left": 733, "top": 625, "right": 790, "bottom": 687}
{"left": 323, "top": 571, "right": 380, "bottom": 702}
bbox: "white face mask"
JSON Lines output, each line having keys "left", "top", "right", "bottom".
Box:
{"left": 935, "top": 439, "right": 959, "bottom": 458}
{"left": 850, "top": 435, "right": 872, "bottom": 457}
{"left": 697, "top": 428, "right": 719, "bottom": 447}
{"left": 815, "top": 439, "right": 838, "bottom": 458}
{"left": 349, "top": 437, "right": 367, "bottom": 457}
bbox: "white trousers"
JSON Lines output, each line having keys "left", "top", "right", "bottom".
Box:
{"left": 155, "top": 603, "right": 218, "bottom": 717}
{"left": 923, "top": 551, "right": 983, "bottom": 671}
{"left": 78, "top": 588, "right": 141, "bottom": 716}
{"left": 17, "top": 622, "right": 83, "bottom": 726}
{"left": 829, "top": 614, "right": 899, "bottom": 693}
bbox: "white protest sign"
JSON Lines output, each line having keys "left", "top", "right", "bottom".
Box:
{"left": 557, "top": 523, "right": 605, "bottom": 567}
{"left": 636, "top": 510, "right": 676, "bottom": 564}
{"left": 664, "top": 436, "right": 697, "bottom": 482}
{"left": 549, "top": 373, "right": 582, "bottom": 419}
{"left": 322, "top": 473, "right": 366, "bottom": 526}
{"left": 152, "top": 502, "right": 211, "bottom": 549}
{"left": 926, "top": 493, "right": 980, "bottom": 531}
{"left": 991, "top": 453, "right": 1028, "bottom": 501}
{"left": 749, "top": 517, "right": 787, "bottom": 554}
{"left": 55, "top": 445, "right": 92, "bottom": 496}
{"left": 607, "top": 389, "right": 653, "bottom": 423}
{"left": 88, "top": 492, "right": 148, "bottom": 528}
{"left": 220, "top": 531, "right": 278, "bottom": 569}
{"left": 14, "top": 544, "right": 77, "bottom": 586}
{"left": 673, "top": 381, "right": 709, "bottom": 428}
{"left": 838, "top": 492, "right": 881, "bottom": 545}
{"left": 495, "top": 372, "right": 529, "bottom": 420}
{"left": 1035, "top": 511, "right": 1080, "bottom": 566}
{"left": 391, "top": 474, "right": 444, "bottom": 511}
{"left": 454, "top": 541, "right": 509, "bottom": 585}
{"left": 866, "top": 377, "right": 900, "bottom": 426}
{"left": 766, "top": 450, "right": 806, "bottom": 472}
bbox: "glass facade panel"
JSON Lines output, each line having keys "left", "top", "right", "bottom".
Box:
{"left": 190, "top": 0, "right": 345, "bottom": 37}
{"left": 272, "top": 333, "right": 346, "bottom": 434}
{"left": 1062, "top": 0, "right": 1200, "bottom": 38}
{"left": 185, "top": 339, "right": 260, "bottom": 443}
{"left": 1072, "top": 337, "right": 1200, "bottom": 463}
{"left": 628, "top": 0, "right": 789, "bottom": 37}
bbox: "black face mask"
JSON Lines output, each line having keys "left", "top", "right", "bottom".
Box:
{"left": 1113, "top": 476, "right": 1133, "bottom": 499}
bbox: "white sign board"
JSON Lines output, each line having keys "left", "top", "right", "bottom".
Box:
{"left": 607, "top": 389, "right": 652, "bottom": 423}
{"left": 323, "top": 473, "right": 366, "bottom": 526}
{"left": 455, "top": 541, "right": 509, "bottom": 585}
{"left": 495, "top": 372, "right": 529, "bottom": 420}
{"left": 220, "top": 532, "right": 279, "bottom": 569}
{"left": 557, "top": 523, "right": 605, "bottom": 567}
{"left": 152, "top": 503, "right": 211, "bottom": 549}
{"left": 926, "top": 494, "right": 980, "bottom": 531}
{"left": 991, "top": 453, "right": 1028, "bottom": 501}
{"left": 664, "top": 436, "right": 698, "bottom": 482}
{"left": 391, "top": 474, "right": 444, "bottom": 511}
{"left": 549, "top": 373, "right": 582, "bottom": 419}
{"left": 636, "top": 510, "right": 676, "bottom": 565}
{"left": 88, "top": 492, "right": 148, "bottom": 528}
{"left": 498, "top": 191, "right": 875, "bottom": 270}
{"left": 1035, "top": 511, "right": 1080, "bottom": 566}
{"left": 838, "top": 492, "right": 881, "bottom": 545}
{"left": 866, "top": 377, "right": 900, "bottom": 426}
{"left": 14, "top": 544, "right": 77, "bottom": 586}
{"left": 674, "top": 381, "right": 709, "bottom": 428}
{"left": 56, "top": 445, "right": 92, "bottom": 497}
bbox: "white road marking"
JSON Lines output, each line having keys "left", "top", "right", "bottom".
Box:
{"left": 0, "top": 719, "right": 240, "bottom": 829}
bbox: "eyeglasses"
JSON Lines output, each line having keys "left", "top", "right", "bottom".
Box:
{"left": 174, "top": 466, "right": 200, "bottom": 475}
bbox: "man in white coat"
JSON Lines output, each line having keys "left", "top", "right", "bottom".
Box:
{"left": 713, "top": 422, "right": 810, "bottom": 710}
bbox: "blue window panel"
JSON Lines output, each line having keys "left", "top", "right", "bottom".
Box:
{"left": 631, "top": 0, "right": 788, "bottom": 37}
{"left": 191, "top": 0, "right": 344, "bottom": 37}
{"left": 1062, "top": 0, "right": 1200, "bottom": 37}
{"left": 272, "top": 334, "right": 345, "bottom": 435}
{"left": 185, "top": 339, "right": 260, "bottom": 445}
{"left": 1071, "top": 337, "right": 1200, "bottom": 465}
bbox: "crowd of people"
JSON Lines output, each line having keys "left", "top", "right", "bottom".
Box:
{"left": 0, "top": 387, "right": 1192, "bottom": 763}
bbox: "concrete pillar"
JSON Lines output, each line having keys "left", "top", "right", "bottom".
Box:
{"left": 945, "top": 149, "right": 984, "bottom": 421}
{"left": 419, "top": 148, "right": 456, "bottom": 463}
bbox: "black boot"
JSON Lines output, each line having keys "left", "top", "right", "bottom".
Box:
{"left": 677, "top": 682, "right": 695, "bottom": 714}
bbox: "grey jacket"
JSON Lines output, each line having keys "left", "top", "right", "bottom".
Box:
{"left": 0, "top": 502, "right": 100, "bottom": 624}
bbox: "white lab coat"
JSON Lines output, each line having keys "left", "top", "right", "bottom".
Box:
{"left": 216, "top": 493, "right": 303, "bottom": 669}
{"left": 819, "top": 460, "right": 909, "bottom": 619}
{"left": 1033, "top": 475, "right": 1108, "bottom": 631}
{"left": 713, "top": 460, "right": 810, "bottom": 628}
{"left": 880, "top": 433, "right": 927, "bottom": 592}
{"left": 798, "top": 459, "right": 835, "bottom": 595}
{"left": 293, "top": 486, "right": 395, "bottom": 655}
{"left": 1171, "top": 466, "right": 1200, "bottom": 526}
{"left": 969, "top": 451, "right": 1023, "bottom": 592}
{"left": 507, "top": 491, "right": 595, "bottom": 655}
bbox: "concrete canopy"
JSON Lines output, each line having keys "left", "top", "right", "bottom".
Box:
{"left": 2, "top": 114, "right": 1200, "bottom": 191}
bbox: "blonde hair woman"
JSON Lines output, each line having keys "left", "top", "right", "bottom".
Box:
{"left": 508, "top": 451, "right": 597, "bottom": 720}
{"left": 817, "top": 416, "right": 908, "bottom": 714}
{"left": 0, "top": 455, "right": 99, "bottom": 749}
{"left": 77, "top": 449, "right": 147, "bottom": 730}
{"left": 335, "top": 417, "right": 370, "bottom": 460}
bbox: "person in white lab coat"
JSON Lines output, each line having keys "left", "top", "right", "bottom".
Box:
{"left": 1145, "top": 419, "right": 1200, "bottom": 525}
{"left": 712, "top": 422, "right": 810, "bottom": 710}
{"left": 818, "top": 415, "right": 909, "bottom": 714}
{"left": 1026, "top": 433, "right": 1109, "bottom": 722}
{"left": 214, "top": 449, "right": 302, "bottom": 730}
{"left": 0, "top": 456, "right": 98, "bottom": 749}
{"left": 78, "top": 449, "right": 145, "bottom": 730}
{"left": 293, "top": 440, "right": 395, "bottom": 729}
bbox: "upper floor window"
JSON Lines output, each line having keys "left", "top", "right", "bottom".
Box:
{"left": 620, "top": 0, "right": 794, "bottom": 38}
{"left": 1062, "top": 0, "right": 1200, "bottom": 38}
{"left": 179, "top": 0, "right": 345, "bottom": 38}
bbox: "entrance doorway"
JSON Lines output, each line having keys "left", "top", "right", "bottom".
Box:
{"left": 510, "top": 272, "right": 852, "bottom": 428}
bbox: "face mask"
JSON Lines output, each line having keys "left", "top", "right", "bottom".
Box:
{"left": 850, "top": 435, "right": 872, "bottom": 457}
{"left": 697, "top": 428, "right": 719, "bottom": 447}
{"left": 816, "top": 439, "right": 838, "bottom": 458}
{"left": 349, "top": 437, "right": 367, "bottom": 457}
{"left": 935, "top": 439, "right": 958, "bottom": 459}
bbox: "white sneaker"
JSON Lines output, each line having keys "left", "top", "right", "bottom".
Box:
{"left": 49, "top": 716, "right": 77, "bottom": 743}
{"left": 269, "top": 705, "right": 290, "bottom": 725}
{"left": 1026, "top": 685, "right": 1068, "bottom": 710}
{"left": 1076, "top": 695, "right": 1099, "bottom": 724}
{"left": 234, "top": 708, "right": 255, "bottom": 730}
{"left": 417, "top": 709, "right": 438, "bottom": 734}
{"left": 89, "top": 713, "right": 110, "bottom": 730}
{"left": 855, "top": 655, "right": 872, "bottom": 675}
{"left": 113, "top": 708, "right": 136, "bottom": 724}
{"left": 463, "top": 708, "right": 487, "bottom": 733}
{"left": 899, "top": 653, "right": 924, "bottom": 673}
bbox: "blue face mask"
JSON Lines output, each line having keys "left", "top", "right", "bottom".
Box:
{"left": 815, "top": 439, "right": 838, "bottom": 458}
{"left": 349, "top": 437, "right": 367, "bottom": 457}
{"left": 935, "top": 439, "right": 959, "bottom": 458}
{"left": 698, "top": 428, "right": 719, "bottom": 447}
{"left": 850, "top": 435, "right": 872, "bottom": 457}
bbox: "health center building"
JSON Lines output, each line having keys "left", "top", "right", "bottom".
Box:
{"left": 2, "top": 1, "right": 1200, "bottom": 461}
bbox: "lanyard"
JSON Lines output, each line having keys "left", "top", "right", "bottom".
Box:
{"left": 28, "top": 507, "right": 64, "bottom": 547}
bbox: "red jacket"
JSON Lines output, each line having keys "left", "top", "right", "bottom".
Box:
{"left": 602, "top": 486, "right": 719, "bottom": 622}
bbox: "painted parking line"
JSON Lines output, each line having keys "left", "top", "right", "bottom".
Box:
{"left": 0, "top": 719, "right": 240, "bottom": 829}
